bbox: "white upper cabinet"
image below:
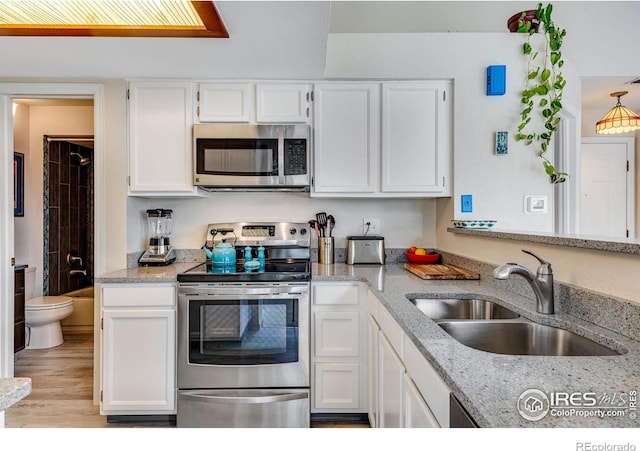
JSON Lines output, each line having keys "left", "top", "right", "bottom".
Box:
{"left": 256, "top": 83, "right": 310, "bottom": 123}
{"left": 128, "top": 81, "right": 197, "bottom": 196}
{"left": 313, "top": 83, "right": 381, "bottom": 194}
{"left": 312, "top": 81, "right": 452, "bottom": 198}
{"left": 197, "top": 83, "right": 310, "bottom": 123}
{"left": 382, "top": 82, "right": 451, "bottom": 194}
{"left": 198, "top": 83, "right": 252, "bottom": 122}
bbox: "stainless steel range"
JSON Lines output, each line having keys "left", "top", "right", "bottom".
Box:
{"left": 176, "top": 222, "right": 311, "bottom": 428}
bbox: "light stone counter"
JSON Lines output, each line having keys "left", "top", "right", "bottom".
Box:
{"left": 0, "top": 378, "right": 31, "bottom": 412}
{"left": 313, "top": 262, "right": 640, "bottom": 428}
{"left": 94, "top": 262, "right": 201, "bottom": 284}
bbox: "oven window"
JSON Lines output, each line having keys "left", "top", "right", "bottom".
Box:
{"left": 197, "top": 139, "right": 278, "bottom": 176}
{"left": 188, "top": 299, "right": 298, "bottom": 365}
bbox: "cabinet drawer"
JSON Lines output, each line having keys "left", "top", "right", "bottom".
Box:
{"left": 378, "top": 304, "right": 403, "bottom": 358}
{"left": 314, "top": 311, "right": 359, "bottom": 357}
{"left": 102, "top": 284, "right": 176, "bottom": 308}
{"left": 403, "top": 335, "right": 450, "bottom": 427}
{"left": 313, "top": 283, "right": 360, "bottom": 305}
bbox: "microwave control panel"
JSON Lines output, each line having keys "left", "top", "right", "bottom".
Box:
{"left": 283, "top": 139, "right": 307, "bottom": 176}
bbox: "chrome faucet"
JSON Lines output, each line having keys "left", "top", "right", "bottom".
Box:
{"left": 493, "top": 249, "right": 554, "bottom": 314}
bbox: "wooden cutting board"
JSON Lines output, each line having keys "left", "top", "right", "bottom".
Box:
{"left": 404, "top": 263, "right": 480, "bottom": 280}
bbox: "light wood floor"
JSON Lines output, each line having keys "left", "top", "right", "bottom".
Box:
{"left": 6, "top": 333, "right": 368, "bottom": 428}
{"left": 6, "top": 333, "right": 121, "bottom": 428}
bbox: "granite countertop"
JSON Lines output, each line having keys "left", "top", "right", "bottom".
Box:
{"left": 93, "top": 259, "right": 640, "bottom": 427}
{"left": 94, "top": 262, "right": 201, "bottom": 283}
{"left": 313, "top": 263, "right": 640, "bottom": 428}
{"left": 0, "top": 378, "right": 31, "bottom": 412}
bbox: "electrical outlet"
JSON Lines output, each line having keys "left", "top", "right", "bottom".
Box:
{"left": 461, "top": 194, "right": 473, "bottom": 213}
{"left": 363, "top": 218, "right": 380, "bottom": 235}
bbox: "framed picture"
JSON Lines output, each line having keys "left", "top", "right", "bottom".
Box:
{"left": 14, "top": 152, "right": 24, "bottom": 217}
{"left": 495, "top": 131, "right": 508, "bottom": 155}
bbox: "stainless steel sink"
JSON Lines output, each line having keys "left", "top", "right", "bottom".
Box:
{"left": 438, "top": 321, "right": 621, "bottom": 356}
{"left": 410, "top": 298, "right": 520, "bottom": 320}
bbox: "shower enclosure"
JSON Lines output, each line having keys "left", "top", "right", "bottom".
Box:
{"left": 43, "top": 136, "right": 94, "bottom": 296}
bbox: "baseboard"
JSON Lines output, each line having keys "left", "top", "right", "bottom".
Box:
{"left": 106, "top": 414, "right": 176, "bottom": 425}
{"left": 311, "top": 413, "right": 370, "bottom": 424}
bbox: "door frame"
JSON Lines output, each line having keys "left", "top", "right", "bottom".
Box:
{"left": 580, "top": 136, "right": 635, "bottom": 238}
{"left": 0, "top": 83, "right": 104, "bottom": 382}
{"left": 554, "top": 105, "right": 580, "bottom": 235}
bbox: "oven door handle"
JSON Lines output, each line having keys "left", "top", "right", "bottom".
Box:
{"left": 180, "top": 285, "right": 308, "bottom": 297}
{"left": 180, "top": 391, "right": 308, "bottom": 404}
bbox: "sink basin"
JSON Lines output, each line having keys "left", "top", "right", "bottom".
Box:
{"left": 410, "top": 298, "right": 520, "bottom": 320}
{"left": 438, "top": 321, "right": 621, "bottom": 356}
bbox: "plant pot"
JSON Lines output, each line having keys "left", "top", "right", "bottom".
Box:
{"left": 507, "top": 9, "right": 540, "bottom": 32}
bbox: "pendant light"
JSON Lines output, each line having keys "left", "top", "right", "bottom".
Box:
{"left": 595, "top": 91, "right": 640, "bottom": 135}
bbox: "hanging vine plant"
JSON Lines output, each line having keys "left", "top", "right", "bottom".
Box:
{"left": 512, "top": 3, "right": 568, "bottom": 184}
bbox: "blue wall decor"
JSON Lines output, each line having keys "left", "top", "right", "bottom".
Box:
{"left": 495, "top": 131, "right": 508, "bottom": 155}
{"left": 487, "top": 65, "right": 506, "bottom": 96}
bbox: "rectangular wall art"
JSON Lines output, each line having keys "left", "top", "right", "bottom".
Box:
{"left": 495, "top": 131, "right": 508, "bottom": 155}
{"left": 14, "top": 152, "right": 24, "bottom": 216}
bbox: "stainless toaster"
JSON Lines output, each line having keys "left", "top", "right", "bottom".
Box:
{"left": 347, "top": 236, "right": 385, "bottom": 265}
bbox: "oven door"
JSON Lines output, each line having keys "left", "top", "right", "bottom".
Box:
{"left": 178, "top": 283, "right": 309, "bottom": 389}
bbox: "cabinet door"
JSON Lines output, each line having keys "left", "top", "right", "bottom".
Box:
{"left": 128, "top": 81, "right": 196, "bottom": 195}
{"left": 198, "top": 83, "right": 252, "bottom": 122}
{"left": 381, "top": 82, "right": 452, "bottom": 194}
{"left": 102, "top": 309, "right": 175, "bottom": 413}
{"left": 256, "top": 84, "right": 310, "bottom": 123}
{"left": 378, "top": 331, "right": 404, "bottom": 428}
{"left": 403, "top": 374, "right": 440, "bottom": 428}
{"left": 313, "top": 83, "right": 380, "bottom": 194}
{"left": 313, "top": 362, "right": 360, "bottom": 410}
{"left": 314, "top": 311, "right": 359, "bottom": 357}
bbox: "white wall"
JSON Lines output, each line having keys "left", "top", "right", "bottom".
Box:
{"left": 325, "top": 32, "right": 582, "bottom": 232}
{"left": 128, "top": 194, "right": 437, "bottom": 252}
{"left": 13, "top": 104, "right": 93, "bottom": 297}
{"left": 436, "top": 197, "right": 640, "bottom": 304}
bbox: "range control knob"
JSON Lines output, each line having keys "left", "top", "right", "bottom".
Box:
{"left": 289, "top": 228, "right": 297, "bottom": 236}
{"left": 300, "top": 228, "right": 307, "bottom": 236}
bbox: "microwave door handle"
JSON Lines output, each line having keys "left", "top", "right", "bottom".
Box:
{"left": 278, "top": 126, "right": 285, "bottom": 185}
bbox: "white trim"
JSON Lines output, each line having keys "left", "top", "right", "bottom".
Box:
{"left": 554, "top": 103, "right": 580, "bottom": 235}
{"left": 0, "top": 95, "right": 15, "bottom": 379}
{"left": 581, "top": 136, "right": 636, "bottom": 239}
{"left": 0, "top": 83, "right": 104, "bottom": 403}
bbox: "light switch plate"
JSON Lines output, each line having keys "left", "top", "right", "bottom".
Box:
{"left": 524, "top": 195, "right": 548, "bottom": 214}
{"left": 461, "top": 194, "right": 473, "bottom": 213}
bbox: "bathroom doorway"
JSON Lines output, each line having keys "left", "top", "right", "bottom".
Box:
{"left": 0, "top": 84, "right": 105, "bottom": 412}
{"left": 13, "top": 100, "right": 95, "bottom": 335}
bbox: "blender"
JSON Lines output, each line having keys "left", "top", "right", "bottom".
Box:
{"left": 138, "top": 209, "right": 176, "bottom": 266}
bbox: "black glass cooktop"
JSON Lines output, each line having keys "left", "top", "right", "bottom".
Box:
{"left": 178, "top": 260, "right": 311, "bottom": 283}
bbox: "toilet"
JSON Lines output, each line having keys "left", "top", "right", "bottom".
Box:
{"left": 24, "top": 267, "right": 74, "bottom": 349}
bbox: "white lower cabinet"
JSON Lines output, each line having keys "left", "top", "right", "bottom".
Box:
{"left": 368, "top": 291, "right": 451, "bottom": 428}
{"left": 403, "top": 374, "right": 439, "bottom": 428}
{"left": 378, "top": 331, "right": 404, "bottom": 428}
{"left": 311, "top": 282, "right": 368, "bottom": 413}
{"left": 99, "top": 283, "right": 176, "bottom": 415}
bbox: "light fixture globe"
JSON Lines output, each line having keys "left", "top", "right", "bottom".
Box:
{"left": 596, "top": 91, "right": 640, "bottom": 135}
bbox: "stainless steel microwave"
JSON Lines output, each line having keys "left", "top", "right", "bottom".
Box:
{"left": 193, "top": 124, "right": 310, "bottom": 191}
